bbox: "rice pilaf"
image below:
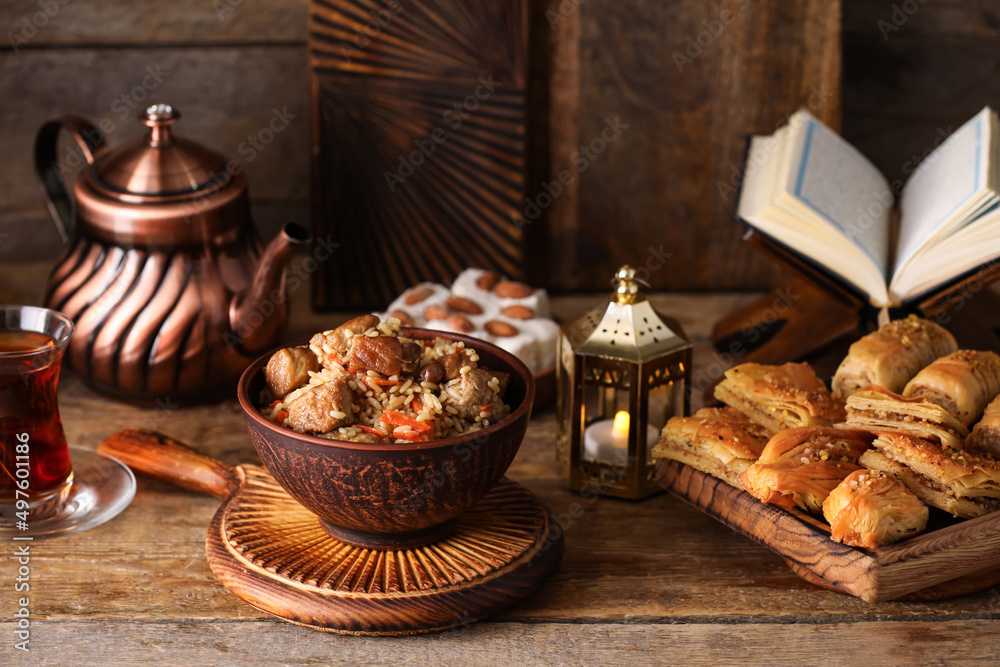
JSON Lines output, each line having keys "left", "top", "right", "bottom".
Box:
{"left": 261, "top": 316, "right": 512, "bottom": 444}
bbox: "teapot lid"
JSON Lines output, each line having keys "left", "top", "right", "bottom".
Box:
{"left": 93, "top": 104, "right": 232, "bottom": 199}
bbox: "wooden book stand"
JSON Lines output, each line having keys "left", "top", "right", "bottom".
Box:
{"left": 713, "top": 228, "right": 1000, "bottom": 369}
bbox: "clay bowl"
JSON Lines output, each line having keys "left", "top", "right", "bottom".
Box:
{"left": 237, "top": 328, "right": 535, "bottom": 550}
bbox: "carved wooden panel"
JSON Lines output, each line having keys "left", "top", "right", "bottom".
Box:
{"left": 309, "top": 0, "right": 527, "bottom": 309}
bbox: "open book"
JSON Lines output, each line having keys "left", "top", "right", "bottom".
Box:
{"left": 737, "top": 107, "right": 1000, "bottom": 307}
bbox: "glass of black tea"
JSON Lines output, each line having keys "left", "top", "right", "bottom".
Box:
{"left": 0, "top": 306, "right": 74, "bottom": 506}
{"left": 0, "top": 306, "right": 135, "bottom": 537}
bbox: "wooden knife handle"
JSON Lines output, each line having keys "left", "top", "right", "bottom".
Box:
{"left": 98, "top": 429, "right": 240, "bottom": 499}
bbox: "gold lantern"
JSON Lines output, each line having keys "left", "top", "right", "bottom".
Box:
{"left": 556, "top": 265, "right": 692, "bottom": 499}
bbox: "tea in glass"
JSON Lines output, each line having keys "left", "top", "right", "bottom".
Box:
{"left": 0, "top": 307, "right": 75, "bottom": 506}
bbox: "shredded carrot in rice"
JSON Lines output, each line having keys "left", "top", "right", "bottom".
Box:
{"left": 381, "top": 410, "right": 432, "bottom": 435}
{"left": 393, "top": 428, "right": 428, "bottom": 442}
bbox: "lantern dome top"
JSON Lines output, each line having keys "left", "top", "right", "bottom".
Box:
{"left": 564, "top": 265, "right": 690, "bottom": 362}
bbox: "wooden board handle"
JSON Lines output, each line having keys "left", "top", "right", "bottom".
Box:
{"left": 98, "top": 429, "right": 239, "bottom": 499}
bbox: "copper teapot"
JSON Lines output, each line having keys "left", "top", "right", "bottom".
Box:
{"left": 34, "top": 104, "right": 312, "bottom": 403}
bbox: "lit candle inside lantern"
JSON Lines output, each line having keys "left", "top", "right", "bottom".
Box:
{"left": 612, "top": 410, "right": 630, "bottom": 449}
{"left": 582, "top": 410, "right": 659, "bottom": 464}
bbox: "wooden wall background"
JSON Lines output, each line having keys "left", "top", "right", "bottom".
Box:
{"left": 0, "top": 0, "right": 994, "bottom": 294}
{"left": 0, "top": 0, "right": 310, "bottom": 262}
{"left": 842, "top": 0, "right": 1000, "bottom": 188}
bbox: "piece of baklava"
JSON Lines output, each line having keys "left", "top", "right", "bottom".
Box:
{"left": 714, "top": 362, "right": 845, "bottom": 433}
{"left": 845, "top": 386, "right": 969, "bottom": 450}
{"left": 831, "top": 315, "right": 956, "bottom": 401}
{"left": 967, "top": 395, "right": 1000, "bottom": 459}
{"left": 902, "top": 350, "right": 1000, "bottom": 427}
{"left": 652, "top": 407, "right": 772, "bottom": 487}
{"left": 860, "top": 432, "right": 1000, "bottom": 519}
{"left": 822, "top": 468, "right": 928, "bottom": 549}
{"left": 737, "top": 426, "right": 873, "bottom": 512}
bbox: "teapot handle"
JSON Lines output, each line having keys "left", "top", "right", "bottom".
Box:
{"left": 33, "top": 115, "right": 110, "bottom": 242}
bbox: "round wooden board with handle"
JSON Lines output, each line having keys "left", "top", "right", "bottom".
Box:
{"left": 99, "top": 430, "right": 564, "bottom": 636}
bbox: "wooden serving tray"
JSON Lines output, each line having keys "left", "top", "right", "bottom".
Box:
{"left": 656, "top": 459, "right": 1000, "bottom": 603}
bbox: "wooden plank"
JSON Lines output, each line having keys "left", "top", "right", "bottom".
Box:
{"left": 844, "top": 0, "right": 1000, "bottom": 38}
{"left": 4, "top": 619, "right": 1000, "bottom": 664}
{"left": 0, "top": 209, "right": 64, "bottom": 262}
{"left": 842, "top": 2, "right": 1000, "bottom": 187}
{"left": 522, "top": 0, "right": 581, "bottom": 289}
{"left": 0, "top": 0, "right": 306, "bottom": 47}
{"left": 843, "top": 37, "right": 1000, "bottom": 121}
{"left": 537, "top": 0, "right": 839, "bottom": 292}
{"left": 0, "top": 46, "right": 309, "bottom": 260}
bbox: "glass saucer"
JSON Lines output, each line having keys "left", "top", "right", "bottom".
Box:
{"left": 0, "top": 444, "right": 136, "bottom": 538}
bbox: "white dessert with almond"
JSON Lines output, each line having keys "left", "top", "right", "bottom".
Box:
{"left": 377, "top": 268, "right": 558, "bottom": 373}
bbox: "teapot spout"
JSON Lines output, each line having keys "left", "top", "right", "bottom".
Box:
{"left": 230, "top": 222, "right": 313, "bottom": 353}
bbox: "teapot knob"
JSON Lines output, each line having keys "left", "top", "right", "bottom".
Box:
{"left": 139, "top": 104, "right": 180, "bottom": 147}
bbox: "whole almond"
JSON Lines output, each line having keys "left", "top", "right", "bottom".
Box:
{"left": 476, "top": 270, "right": 502, "bottom": 291}
{"left": 494, "top": 281, "right": 533, "bottom": 299}
{"left": 389, "top": 309, "right": 413, "bottom": 326}
{"left": 447, "top": 315, "right": 475, "bottom": 333}
{"left": 424, "top": 304, "right": 449, "bottom": 321}
{"left": 485, "top": 320, "right": 519, "bottom": 337}
{"left": 446, "top": 295, "right": 483, "bottom": 314}
{"left": 404, "top": 285, "right": 434, "bottom": 305}
{"left": 501, "top": 304, "right": 534, "bottom": 319}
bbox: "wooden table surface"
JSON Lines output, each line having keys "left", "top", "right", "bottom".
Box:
{"left": 3, "top": 261, "right": 1000, "bottom": 665}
